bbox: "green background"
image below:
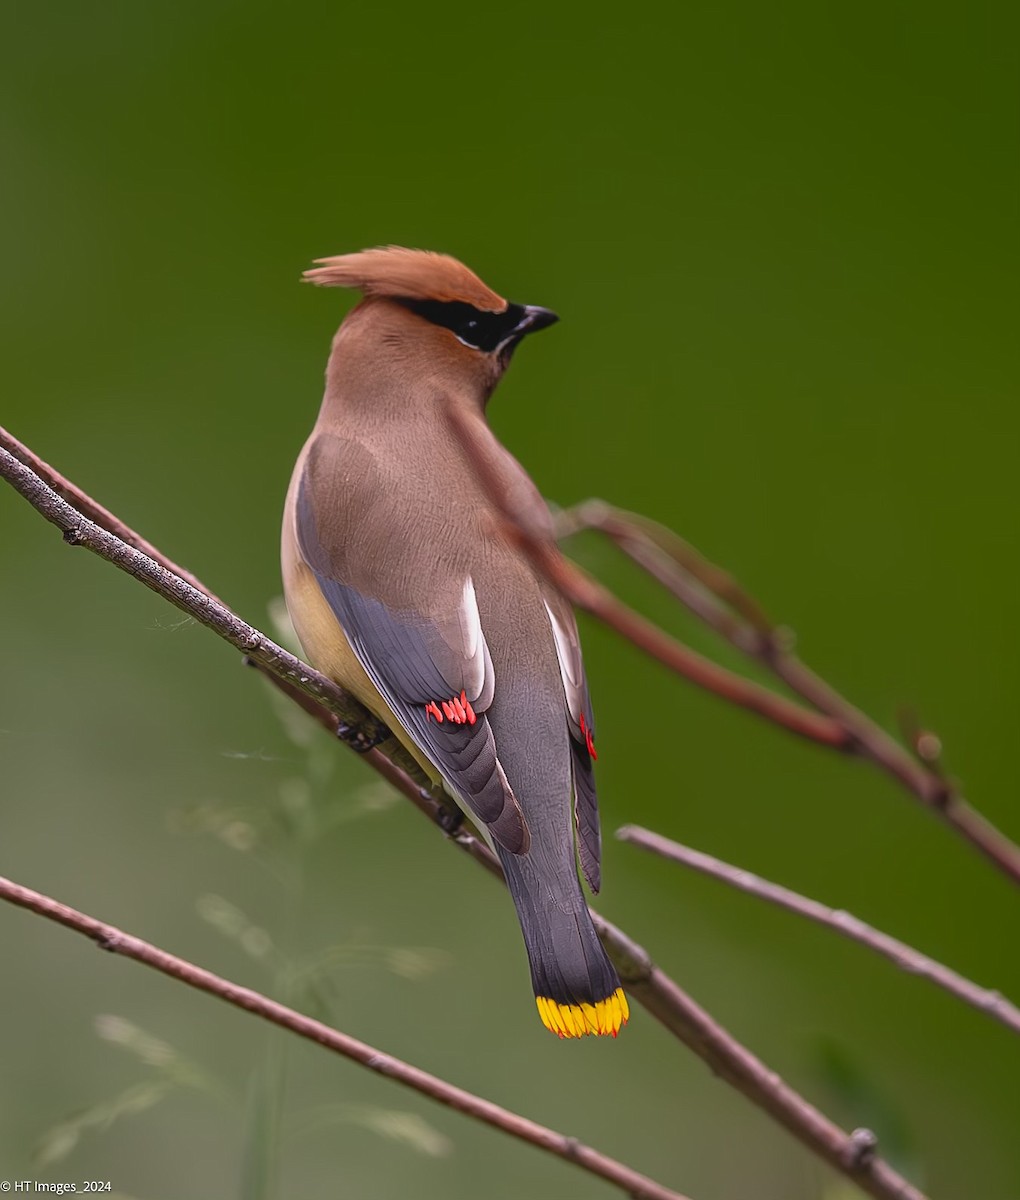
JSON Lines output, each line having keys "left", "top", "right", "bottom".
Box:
{"left": 1, "top": 3, "right": 1017, "bottom": 1198}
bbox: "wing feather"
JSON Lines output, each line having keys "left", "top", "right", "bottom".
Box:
{"left": 543, "top": 596, "right": 601, "bottom": 892}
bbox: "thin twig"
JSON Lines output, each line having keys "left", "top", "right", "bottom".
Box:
{"left": 559, "top": 500, "right": 1020, "bottom": 887}
{"left": 0, "top": 874, "right": 689, "bottom": 1200}
{"left": 556, "top": 501, "right": 776, "bottom": 635}
{"left": 0, "top": 430, "right": 227, "bottom": 601}
{"left": 0, "top": 432, "right": 929, "bottom": 1200}
{"left": 618, "top": 825, "right": 1020, "bottom": 1038}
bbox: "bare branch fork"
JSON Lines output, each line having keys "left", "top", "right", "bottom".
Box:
{"left": 445, "top": 408, "right": 1020, "bottom": 885}
{"left": 0, "top": 426, "right": 931, "bottom": 1200}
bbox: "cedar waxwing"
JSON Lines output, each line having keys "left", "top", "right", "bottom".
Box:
{"left": 282, "top": 246, "right": 628, "bottom": 1038}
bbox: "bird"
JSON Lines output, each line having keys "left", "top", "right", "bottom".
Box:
{"left": 281, "top": 246, "right": 628, "bottom": 1038}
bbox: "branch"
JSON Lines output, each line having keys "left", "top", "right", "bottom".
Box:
{"left": 584, "top": 917, "right": 924, "bottom": 1199}
{"left": 554, "top": 501, "right": 777, "bottom": 636}
{"left": 559, "top": 501, "right": 1020, "bottom": 886}
{"left": 0, "top": 874, "right": 689, "bottom": 1200}
{"left": 0, "top": 430, "right": 432, "bottom": 786}
{"left": 0, "top": 430, "right": 928, "bottom": 1200}
{"left": 618, "top": 825, "right": 1020, "bottom": 1038}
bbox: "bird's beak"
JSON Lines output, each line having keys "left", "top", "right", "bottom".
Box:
{"left": 513, "top": 305, "right": 559, "bottom": 337}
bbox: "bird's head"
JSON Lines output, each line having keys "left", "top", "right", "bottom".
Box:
{"left": 304, "top": 246, "right": 558, "bottom": 400}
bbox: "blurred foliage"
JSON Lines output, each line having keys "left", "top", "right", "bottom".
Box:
{"left": 35, "top": 1016, "right": 222, "bottom": 1169}
{"left": 1, "top": 2, "right": 1017, "bottom": 1198}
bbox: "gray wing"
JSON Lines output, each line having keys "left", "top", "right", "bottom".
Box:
{"left": 296, "top": 463, "right": 530, "bottom": 854}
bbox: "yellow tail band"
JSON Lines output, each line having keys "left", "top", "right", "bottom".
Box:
{"left": 536, "top": 988, "right": 629, "bottom": 1038}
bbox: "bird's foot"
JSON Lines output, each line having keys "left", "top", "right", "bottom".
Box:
{"left": 336, "top": 720, "right": 389, "bottom": 753}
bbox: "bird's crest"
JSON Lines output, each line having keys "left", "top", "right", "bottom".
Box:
{"left": 303, "top": 246, "right": 507, "bottom": 313}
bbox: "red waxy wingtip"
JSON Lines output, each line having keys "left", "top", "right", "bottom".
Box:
{"left": 579, "top": 713, "right": 598, "bottom": 759}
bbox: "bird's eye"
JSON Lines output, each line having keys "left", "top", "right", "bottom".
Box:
{"left": 462, "top": 318, "right": 480, "bottom": 335}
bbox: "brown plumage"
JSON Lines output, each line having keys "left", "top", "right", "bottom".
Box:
{"left": 304, "top": 246, "right": 507, "bottom": 310}
{"left": 282, "top": 246, "right": 628, "bottom": 1038}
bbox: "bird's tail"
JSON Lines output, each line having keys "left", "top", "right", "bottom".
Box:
{"left": 498, "top": 848, "right": 629, "bottom": 1038}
